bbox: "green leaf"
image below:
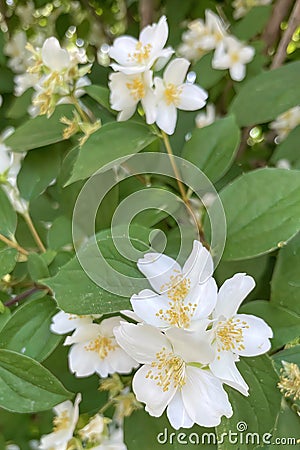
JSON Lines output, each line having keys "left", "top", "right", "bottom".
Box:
{"left": 182, "top": 116, "right": 240, "bottom": 182}
{"left": 27, "top": 253, "right": 50, "bottom": 280}
{"left": 212, "top": 168, "right": 300, "bottom": 260}
{"left": 85, "top": 84, "right": 114, "bottom": 113}
{"left": 271, "top": 233, "right": 300, "bottom": 316}
{"left": 0, "top": 243, "right": 17, "bottom": 277}
{"left": 267, "top": 399, "right": 300, "bottom": 448}
{"left": 216, "top": 356, "right": 281, "bottom": 450}
{"left": 0, "top": 349, "right": 72, "bottom": 413}
{"left": 193, "top": 53, "right": 225, "bottom": 90}
{"left": 0, "top": 297, "right": 61, "bottom": 362}
{"left": 0, "top": 67, "right": 14, "bottom": 93}
{"left": 125, "top": 409, "right": 217, "bottom": 449}
{"left": 0, "top": 188, "right": 17, "bottom": 237}
{"left": 272, "top": 345, "right": 300, "bottom": 370}
{"left": 232, "top": 5, "right": 272, "bottom": 40}
{"left": 47, "top": 216, "right": 72, "bottom": 250}
{"left": 67, "top": 122, "right": 157, "bottom": 184}
{"left": 0, "top": 308, "right": 11, "bottom": 333}
{"left": 270, "top": 125, "right": 300, "bottom": 169}
{"left": 17, "top": 145, "right": 62, "bottom": 200}
{"left": 4, "top": 105, "right": 73, "bottom": 152}
{"left": 229, "top": 61, "right": 300, "bottom": 126}
{"left": 43, "top": 225, "right": 151, "bottom": 314}
{"left": 240, "top": 300, "right": 300, "bottom": 351}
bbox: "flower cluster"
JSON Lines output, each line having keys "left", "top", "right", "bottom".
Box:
{"left": 232, "top": 0, "right": 272, "bottom": 20}
{"left": 51, "top": 241, "right": 272, "bottom": 433}
{"left": 39, "top": 394, "right": 127, "bottom": 450}
{"left": 178, "top": 10, "right": 255, "bottom": 81}
{"left": 23, "top": 36, "right": 91, "bottom": 117}
{"left": 108, "top": 16, "right": 208, "bottom": 135}
{"left": 269, "top": 106, "right": 300, "bottom": 142}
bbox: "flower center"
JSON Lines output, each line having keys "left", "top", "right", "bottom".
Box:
{"left": 146, "top": 347, "right": 186, "bottom": 392}
{"left": 161, "top": 273, "right": 191, "bottom": 301}
{"left": 126, "top": 77, "right": 145, "bottom": 100}
{"left": 216, "top": 318, "right": 249, "bottom": 353}
{"left": 230, "top": 51, "right": 240, "bottom": 63}
{"left": 128, "top": 41, "right": 152, "bottom": 64}
{"left": 53, "top": 410, "right": 70, "bottom": 431}
{"left": 85, "top": 336, "right": 117, "bottom": 359}
{"left": 164, "top": 83, "right": 182, "bottom": 105}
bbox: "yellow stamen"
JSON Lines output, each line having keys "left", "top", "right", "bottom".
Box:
{"left": 164, "top": 83, "right": 182, "bottom": 106}
{"left": 146, "top": 347, "right": 186, "bottom": 392}
{"left": 126, "top": 77, "right": 145, "bottom": 100}
{"left": 216, "top": 318, "right": 249, "bottom": 353}
{"left": 85, "top": 336, "right": 117, "bottom": 359}
{"left": 278, "top": 362, "right": 300, "bottom": 401}
{"left": 53, "top": 410, "right": 70, "bottom": 431}
{"left": 128, "top": 41, "right": 152, "bottom": 64}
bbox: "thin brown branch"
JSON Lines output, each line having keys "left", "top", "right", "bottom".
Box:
{"left": 0, "top": 233, "right": 29, "bottom": 256}
{"left": 262, "top": 0, "right": 294, "bottom": 54}
{"left": 271, "top": 0, "right": 300, "bottom": 69}
{"left": 139, "top": 0, "right": 154, "bottom": 29}
{"left": 4, "top": 287, "right": 47, "bottom": 307}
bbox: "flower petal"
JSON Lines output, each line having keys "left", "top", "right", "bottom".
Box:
{"left": 187, "top": 277, "right": 218, "bottom": 320}
{"left": 165, "top": 327, "right": 214, "bottom": 364}
{"left": 183, "top": 240, "right": 214, "bottom": 284}
{"left": 164, "top": 58, "right": 190, "bottom": 85}
{"left": 214, "top": 273, "right": 255, "bottom": 318}
{"left": 130, "top": 289, "right": 171, "bottom": 327}
{"left": 42, "top": 37, "right": 70, "bottom": 72}
{"left": 51, "top": 311, "right": 93, "bottom": 335}
{"left": 109, "top": 36, "right": 139, "bottom": 66}
{"left": 182, "top": 366, "right": 233, "bottom": 427}
{"left": 114, "top": 322, "right": 171, "bottom": 364}
{"left": 133, "top": 364, "right": 176, "bottom": 416}
{"left": 167, "top": 391, "right": 194, "bottom": 429}
{"left": 210, "top": 351, "right": 249, "bottom": 396}
{"left": 68, "top": 343, "right": 99, "bottom": 377}
{"left": 235, "top": 314, "right": 273, "bottom": 356}
{"left": 137, "top": 252, "right": 181, "bottom": 293}
{"left": 230, "top": 62, "right": 246, "bottom": 82}
{"left": 178, "top": 84, "right": 208, "bottom": 111}
{"left": 156, "top": 101, "right": 178, "bottom": 135}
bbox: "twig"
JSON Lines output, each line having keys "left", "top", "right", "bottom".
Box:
{"left": 139, "top": 0, "right": 154, "bottom": 29}
{"left": 271, "top": 0, "right": 300, "bottom": 69}
{"left": 4, "top": 287, "right": 46, "bottom": 307}
{"left": 262, "top": 0, "right": 294, "bottom": 54}
{"left": 23, "top": 212, "right": 46, "bottom": 253}
{"left": 0, "top": 233, "right": 29, "bottom": 256}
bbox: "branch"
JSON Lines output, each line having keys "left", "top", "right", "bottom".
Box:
{"left": 262, "top": 0, "right": 294, "bottom": 54}
{"left": 271, "top": 0, "right": 300, "bottom": 69}
{"left": 139, "top": 0, "right": 154, "bottom": 29}
{"left": 4, "top": 287, "right": 47, "bottom": 307}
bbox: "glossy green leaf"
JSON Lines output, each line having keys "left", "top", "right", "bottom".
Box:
{"left": 67, "top": 122, "right": 157, "bottom": 184}
{"left": 182, "top": 116, "right": 240, "bottom": 182}
{"left": 85, "top": 84, "right": 114, "bottom": 113}
{"left": 213, "top": 168, "right": 300, "bottom": 260}
{"left": 0, "top": 188, "right": 17, "bottom": 237}
{"left": 270, "top": 125, "right": 300, "bottom": 169}
{"left": 232, "top": 5, "right": 272, "bottom": 40}
{"left": 5, "top": 105, "right": 73, "bottom": 152}
{"left": 240, "top": 300, "right": 300, "bottom": 351}
{"left": 216, "top": 356, "right": 281, "bottom": 450}
{"left": 27, "top": 253, "right": 50, "bottom": 280}
{"left": 229, "top": 61, "right": 300, "bottom": 126}
{"left": 0, "top": 243, "right": 17, "bottom": 277}
{"left": 17, "top": 145, "right": 62, "bottom": 200}
{"left": 0, "top": 296, "right": 60, "bottom": 362}
{"left": 192, "top": 53, "right": 225, "bottom": 90}
{"left": 272, "top": 345, "right": 300, "bottom": 371}
{"left": 44, "top": 225, "right": 151, "bottom": 314}
{"left": 271, "top": 233, "right": 300, "bottom": 316}
{"left": 0, "top": 349, "right": 72, "bottom": 413}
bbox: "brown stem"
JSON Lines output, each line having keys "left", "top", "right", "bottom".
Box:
{"left": 271, "top": 0, "right": 300, "bottom": 69}
{"left": 4, "top": 287, "right": 46, "bottom": 307}
{"left": 23, "top": 213, "right": 46, "bottom": 253}
{"left": 139, "top": 0, "right": 154, "bottom": 28}
{"left": 0, "top": 233, "right": 29, "bottom": 256}
{"left": 262, "top": 0, "right": 294, "bottom": 54}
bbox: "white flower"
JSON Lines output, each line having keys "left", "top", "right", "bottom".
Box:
{"left": 178, "top": 19, "right": 208, "bottom": 62}
{"left": 114, "top": 322, "right": 232, "bottom": 429}
{"left": 269, "top": 106, "right": 300, "bottom": 142}
{"left": 109, "top": 16, "right": 173, "bottom": 75}
{"left": 212, "top": 36, "right": 254, "bottom": 81}
{"left": 41, "top": 37, "right": 71, "bottom": 73}
{"left": 195, "top": 103, "right": 216, "bottom": 128}
{"left": 14, "top": 72, "right": 40, "bottom": 97}
{"left": 64, "top": 316, "right": 139, "bottom": 378}
{"left": 51, "top": 310, "right": 97, "bottom": 334}
{"left": 199, "top": 10, "right": 228, "bottom": 51}
{"left": 154, "top": 58, "right": 207, "bottom": 134}
{"left": 209, "top": 273, "right": 273, "bottom": 396}
{"left": 129, "top": 240, "right": 216, "bottom": 330}
{"left": 80, "top": 414, "right": 107, "bottom": 443}
{"left": 109, "top": 70, "right": 156, "bottom": 123}
{"left": 233, "top": 0, "right": 272, "bottom": 20}
{"left": 4, "top": 31, "right": 29, "bottom": 73}
{"left": 39, "top": 393, "right": 81, "bottom": 450}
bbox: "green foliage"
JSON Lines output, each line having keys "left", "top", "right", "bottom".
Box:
{"left": 0, "top": 188, "right": 17, "bottom": 237}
